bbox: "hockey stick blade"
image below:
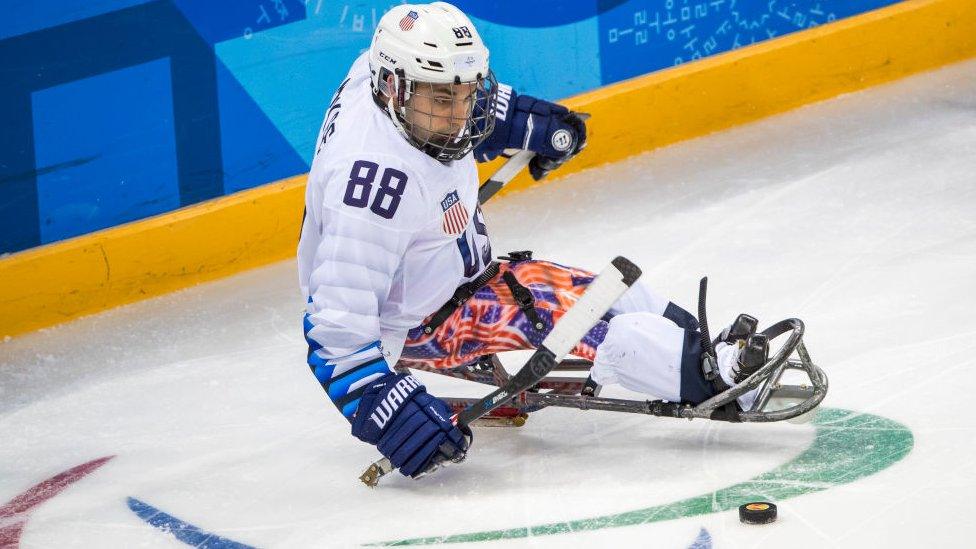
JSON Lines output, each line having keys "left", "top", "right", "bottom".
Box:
{"left": 360, "top": 256, "right": 642, "bottom": 486}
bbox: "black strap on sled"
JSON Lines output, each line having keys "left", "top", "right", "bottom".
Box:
{"left": 705, "top": 372, "right": 740, "bottom": 422}
{"left": 421, "top": 250, "right": 543, "bottom": 336}
{"left": 502, "top": 271, "right": 545, "bottom": 331}
{"left": 497, "top": 250, "right": 545, "bottom": 332}
{"left": 498, "top": 250, "right": 534, "bottom": 262}
{"left": 697, "top": 277, "right": 742, "bottom": 423}
{"left": 422, "top": 261, "right": 500, "bottom": 334}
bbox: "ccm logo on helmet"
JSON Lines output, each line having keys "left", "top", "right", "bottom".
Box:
{"left": 379, "top": 51, "right": 397, "bottom": 65}
{"left": 369, "top": 375, "right": 423, "bottom": 429}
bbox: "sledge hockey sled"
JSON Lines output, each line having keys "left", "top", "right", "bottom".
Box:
{"left": 396, "top": 317, "right": 827, "bottom": 425}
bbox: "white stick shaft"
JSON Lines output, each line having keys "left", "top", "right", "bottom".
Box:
{"left": 542, "top": 262, "right": 633, "bottom": 359}
{"left": 491, "top": 150, "right": 534, "bottom": 182}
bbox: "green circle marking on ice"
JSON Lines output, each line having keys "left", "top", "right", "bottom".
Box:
{"left": 372, "top": 408, "right": 914, "bottom": 546}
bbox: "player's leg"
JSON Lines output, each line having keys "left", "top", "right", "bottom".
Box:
{"left": 400, "top": 259, "right": 764, "bottom": 408}
{"left": 590, "top": 312, "right": 768, "bottom": 409}
{"left": 400, "top": 260, "right": 602, "bottom": 368}
{"left": 400, "top": 259, "right": 684, "bottom": 374}
{"left": 610, "top": 278, "right": 698, "bottom": 329}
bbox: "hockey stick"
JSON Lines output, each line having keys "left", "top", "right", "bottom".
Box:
{"left": 360, "top": 256, "right": 642, "bottom": 487}
{"left": 478, "top": 150, "right": 535, "bottom": 203}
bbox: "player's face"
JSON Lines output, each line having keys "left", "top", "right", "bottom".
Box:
{"left": 404, "top": 81, "right": 478, "bottom": 147}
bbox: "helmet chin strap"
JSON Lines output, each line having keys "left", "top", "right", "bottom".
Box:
{"left": 382, "top": 73, "right": 417, "bottom": 149}
{"left": 384, "top": 95, "right": 411, "bottom": 141}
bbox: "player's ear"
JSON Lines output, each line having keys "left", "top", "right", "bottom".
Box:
{"left": 385, "top": 73, "right": 399, "bottom": 107}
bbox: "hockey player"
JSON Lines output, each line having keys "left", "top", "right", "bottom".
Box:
{"left": 298, "top": 2, "right": 768, "bottom": 480}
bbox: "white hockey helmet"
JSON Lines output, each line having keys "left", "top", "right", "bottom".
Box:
{"left": 369, "top": 2, "right": 497, "bottom": 162}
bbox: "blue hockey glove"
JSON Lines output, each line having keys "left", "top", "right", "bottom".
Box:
{"left": 351, "top": 373, "right": 472, "bottom": 478}
{"left": 475, "top": 84, "right": 587, "bottom": 180}
{"left": 526, "top": 111, "right": 587, "bottom": 181}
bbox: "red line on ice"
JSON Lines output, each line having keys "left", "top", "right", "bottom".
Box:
{"left": 0, "top": 456, "right": 114, "bottom": 548}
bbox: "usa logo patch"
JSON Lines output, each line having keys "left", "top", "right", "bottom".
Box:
{"left": 441, "top": 190, "right": 469, "bottom": 236}
{"left": 399, "top": 10, "right": 418, "bottom": 31}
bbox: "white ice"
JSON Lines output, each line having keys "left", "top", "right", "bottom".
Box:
{"left": 2, "top": 58, "right": 975, "bottom": 548}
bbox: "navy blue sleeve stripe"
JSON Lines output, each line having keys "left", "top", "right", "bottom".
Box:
{"left": 324, "top": 356, "right": 387, "bottom": 388}
{"left": 334, "top": 385, "right": 368, "bottom": 409}
{"left": 325, "top": 359, "right": 391, "bottom": 402}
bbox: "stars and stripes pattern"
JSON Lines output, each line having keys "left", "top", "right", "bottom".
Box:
{"left": 441, "top": 190, "right": 469, "bottom": 236}
{"left": 400, "top": 260, "right": 604, "bottom": 370}
{"left": 399, "top": 10, "right": 418, "bottom": 31}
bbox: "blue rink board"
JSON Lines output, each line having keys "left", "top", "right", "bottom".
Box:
{"left": 0, "top": 0, "right": 900, "bottom": 254}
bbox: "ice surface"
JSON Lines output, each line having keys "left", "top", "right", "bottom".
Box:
{"left": 2, "top": 58, "right": 975, "bottom": 548}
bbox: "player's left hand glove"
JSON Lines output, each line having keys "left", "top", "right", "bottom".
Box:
{"left": 351, "top": 373, "right": 472, "bottom": 478}
{"left": 525, "top": 110, "right": 587, "bottom": 181}
{"left": 475, "top": 85, "right": 587, "bottom": 180}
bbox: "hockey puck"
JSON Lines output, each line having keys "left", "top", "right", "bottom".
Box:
{"left": 738, "top": 502, "right": 777, "bottom": 524}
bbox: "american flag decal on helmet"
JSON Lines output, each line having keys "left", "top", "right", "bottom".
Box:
{"left": 399, "top": 10, "right": 418, "bottom": 31}
{"left": 441, "top": 190, "right": 469, "bottom": 236}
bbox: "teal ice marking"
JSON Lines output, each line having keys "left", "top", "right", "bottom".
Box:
{"left": 372, "top": 408, "right": 915, "bottom": 546}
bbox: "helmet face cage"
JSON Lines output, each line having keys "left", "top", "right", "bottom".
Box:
{"left": 387, "top": 70, "right": 498, "bottom": 162}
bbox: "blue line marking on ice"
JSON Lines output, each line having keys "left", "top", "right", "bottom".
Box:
{"left": 687, "top": 527, "right": 713, "bottom": 549}
{"left": 127, "top": 497, "right": 255, "bottom": 548}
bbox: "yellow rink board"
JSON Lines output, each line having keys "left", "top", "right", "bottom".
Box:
{"left": 2, "top": 0, "right": 974, "bottom": 338}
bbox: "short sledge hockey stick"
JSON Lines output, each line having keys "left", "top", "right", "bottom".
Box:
{"left": 360, "top": 256, "right": 642, "bottom": 487}
{"left": 477, "top": 150, "right": 535, "bottom": 203}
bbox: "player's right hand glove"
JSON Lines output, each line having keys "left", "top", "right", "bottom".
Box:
{"left": 351, "top": 372, "right": 472, "bottom": 478}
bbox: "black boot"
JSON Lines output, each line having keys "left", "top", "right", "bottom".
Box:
{"left": 713, "top": 313, "right": 758, "bottom": 347}
{"left": 732, "top": 333, "right": 769, "bottom": 383}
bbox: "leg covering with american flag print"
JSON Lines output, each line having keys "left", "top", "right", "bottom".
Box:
{"left": 400, "top": 259, "right": 724, "bottom": 406}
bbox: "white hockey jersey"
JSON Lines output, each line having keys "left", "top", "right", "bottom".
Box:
{"left": 298, "top": 53, "right": 491, "bottom": 418}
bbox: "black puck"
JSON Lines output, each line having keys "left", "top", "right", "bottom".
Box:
{"left": 738, "top": 501, "right": 777, "bottom": 524}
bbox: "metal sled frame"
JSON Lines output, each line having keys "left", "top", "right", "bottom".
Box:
{"left": 395, "top": 318, "right": 828, "bottom": 424}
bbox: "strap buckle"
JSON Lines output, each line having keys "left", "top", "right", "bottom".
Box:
{"left": 701, "top": 354, "right": 718, "bottom": 381}
{"left": 499, "top": 250, "right": 533, "bottom": 262}
{"left": 502, "top": 271, "right": 545, "bottom": 331}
